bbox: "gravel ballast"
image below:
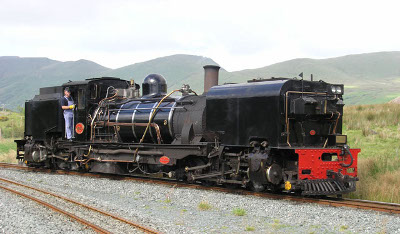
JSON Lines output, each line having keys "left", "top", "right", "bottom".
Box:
{"left": 0, "top": 188, "right": 95, "bottom": 233}
{"left": 0, "top": 181, "right": 145, "bottom": 233}
{"left": 0, "top": 168, "right": 399, "bottom": 233}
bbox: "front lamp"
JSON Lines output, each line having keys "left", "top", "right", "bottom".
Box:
{"left": 336, "top": 86, "right": 342, "bottom": 94}
{"left": 329, "top": 85, "right": 343, "bottom": 94}
{"left": 327, "top": 134, "right": 347, "bottom": 146}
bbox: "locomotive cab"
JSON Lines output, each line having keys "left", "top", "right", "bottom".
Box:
{"left": 61, "top": 77, "right": 132, "bottom": 141}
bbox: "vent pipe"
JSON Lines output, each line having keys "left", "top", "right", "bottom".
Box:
{"left": 203, "top": 65, "right": 220, "bottom": 93}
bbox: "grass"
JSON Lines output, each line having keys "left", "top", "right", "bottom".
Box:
{"left": 339, "top": 225, "right": 349, "bottom": 232}
{"left": 232, "top": 208, "right": 246, "bottom": 216}
{"left": 0, "top": 111, "right": 22, "bottom": 164}
{"left": 198, "top": 201, "right": 212, "bottom": 211}
{"left": 0, "top": 138, "right": 18, "bottom": 164}
{"left": 0, "top": 111, "right": 24, "bottom": 139}
{"left": 343, "top": 103, "right": 400, "bottom": 203}
{"left": 245, "top": 226, "right": 255, "bottom": 231}
{"left": 0, "top": 111, "right": 23, "bottom": 164}
{"left": 270, "top": 219, "right": 288, "bottom": 230}
{"left": 164, "top": 198, "right": 172, "bottom": 203}
{"left": 0, "top": 138, "right": 16, "bottom": 154}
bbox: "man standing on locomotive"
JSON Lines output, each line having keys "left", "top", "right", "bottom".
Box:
{"left": 61, "top": 87, "right": 75, "bottom": 140}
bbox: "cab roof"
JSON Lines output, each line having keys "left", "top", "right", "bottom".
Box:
{"left": 62, "top": 77, "right": 124, "bottom": 87}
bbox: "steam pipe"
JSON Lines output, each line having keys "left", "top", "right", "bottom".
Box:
{"left": 341, "top": 145, "right": 354, "bottom": 168}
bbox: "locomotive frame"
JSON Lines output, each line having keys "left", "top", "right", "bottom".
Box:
{"left": 16, "top": 65, "right": 360, "bottom": 196}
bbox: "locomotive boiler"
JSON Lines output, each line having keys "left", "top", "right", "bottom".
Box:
{"left": 16, "top": 65, "right": 360, "bottom": 196}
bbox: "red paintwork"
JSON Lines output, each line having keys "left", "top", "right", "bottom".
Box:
{"left": 159, "top": 156, "right": 170, "bottom": 165}
{"left": 75, "top": 123, "right": 84, "bottom": 134}
{"left": 296, "top": 148, "right": 360, "bottom": 180}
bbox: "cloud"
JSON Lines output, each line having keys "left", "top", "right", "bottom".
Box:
{"left": 0, "top": 0, "right": 400, "bottom": 71}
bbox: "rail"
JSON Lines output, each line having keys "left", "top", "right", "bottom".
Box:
{"left": 0, "top": 168, "right": 160, "bottom": 234}
{"left": 0, "top": 163, "right": 399, "bottom": 215}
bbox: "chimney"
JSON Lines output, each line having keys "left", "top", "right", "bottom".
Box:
{"left": 203, "top": 65, "right": 220, "bottom": 93}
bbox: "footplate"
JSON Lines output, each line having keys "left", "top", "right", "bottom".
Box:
{"left": 300, "top": 178, "right": 356, "bottom": 195}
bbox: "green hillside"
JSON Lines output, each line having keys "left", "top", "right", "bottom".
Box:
{"left": 104, "top": 54, "right": 220, "bottom": 92}
{"left": 0, "top": 57, "right": 110, "bottom": 108}
{"left": 225, "top": 52, "right": 400, "bottom": 104}
{"left": 1, "top": 52, "right": 400, "bottom": 109}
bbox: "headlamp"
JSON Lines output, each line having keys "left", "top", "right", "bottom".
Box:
{"left": 336, "top": 86, "right": 342, "bottom": 94}
{"left": 329, "top": 85, "right": 343, "bottom": 94}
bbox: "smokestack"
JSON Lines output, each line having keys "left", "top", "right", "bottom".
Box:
{"left": 203, "top": 65, "right": 220, "bottom": 93}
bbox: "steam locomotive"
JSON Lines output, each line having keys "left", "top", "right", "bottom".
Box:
{"left": 15, "top": 65, "right": 360, "bottom": 196}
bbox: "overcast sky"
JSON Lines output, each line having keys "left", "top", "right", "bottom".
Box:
{"left": 1, "top": 0, "right": 399, "bottom": 71}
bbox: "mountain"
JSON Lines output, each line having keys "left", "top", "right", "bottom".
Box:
{"left": 0, "top": 55, "right": 221, "bottom": 109}
{"left": 104, "top": 54, "right": 220, "bottom": 91}
{"left": 1, "top": 52, "right": 400, "bottom": 109}
{"left": 226, "top": 52, "right": 400, "bottom": 104}
{"left": 0, "top": 57, "right": 110, "bottom": 108}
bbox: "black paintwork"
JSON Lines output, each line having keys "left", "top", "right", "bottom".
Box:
{"left": 23, "top": 76, "right": 345, "bottom": 149}
{"left": 142, "top": 74, "right": 167, "bottom": 97}
{"left": 206, "top": 79, "right": 343, "bottom": 148}
{"left": 24, "top": 86, "right": 64, "bottom": 140}
{"left": 17, "top": 74, "right": 354, "bottom": 196}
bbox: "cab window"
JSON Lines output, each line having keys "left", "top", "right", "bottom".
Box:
{"left": 77, "top": 89, "right": 85, "bottom": 110}
{"left": 90, "top": 84, "right": 98, "bottom": 99}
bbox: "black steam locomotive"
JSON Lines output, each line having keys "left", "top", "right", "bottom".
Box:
{"left": 16, "top": 65, "right": 360, "bottom": 196}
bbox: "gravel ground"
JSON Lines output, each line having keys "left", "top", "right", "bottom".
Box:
{"left": 0, "top": 189, "right": 95, "bottom": 233}
{"left": 0, "top": 181, "right": 145, "bottom": 233}
{"left": 0, "top": 168, "right": 399, "bottom": 234}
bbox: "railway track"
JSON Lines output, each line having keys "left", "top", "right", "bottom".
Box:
{"left": 0, "top": 166, "right": 160, "bottom": 234}
{"left": 0, "top": 162, "right": 399, "bottom": 215}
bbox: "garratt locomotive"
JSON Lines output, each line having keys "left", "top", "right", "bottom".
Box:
{"left": 15, "top": 65, "right": 360, "bottom": 196}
